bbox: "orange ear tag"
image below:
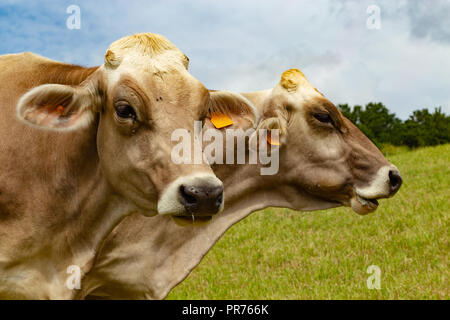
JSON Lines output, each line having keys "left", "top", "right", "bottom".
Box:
{"left": 267, "top": 131, "right": 281, "bottom": 146}
{"left": 56, "top": 105, "right": 64, "bottom": 114}
{"left": 211, "top": 112, "right": 233, "bottom": 129}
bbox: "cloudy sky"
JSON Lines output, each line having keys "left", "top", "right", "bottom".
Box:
{"left": 0, "top": 0, "right": 449, "bottom": 119}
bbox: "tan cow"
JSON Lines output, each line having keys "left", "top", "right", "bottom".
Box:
{"left": 82, "top": 68, "right": 402, "bottom": 299}
{"left": 0, "top": 33, "right": 224, "bottom": 299}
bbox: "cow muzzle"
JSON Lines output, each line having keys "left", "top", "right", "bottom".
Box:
{"left": 179, "top": 184, "right": 224, "bottom": 215}
{"left": 351, "top": 165, "right": 402, "bottom": 215}
{"left": 157, "top": 173, "right": 224, "bottom": 225}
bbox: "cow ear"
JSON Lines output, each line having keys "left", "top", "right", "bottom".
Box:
{"left": 250, "top": 107, "right": 288, "bottom": 147}
{"left": 257, "top": 116, "right": 287, "bottom": 146}
{"left": 16, "top": 84, "right": 96, "bottom": 131}
{"left": 205, "top": 91, "right": 258, "bottom": 130}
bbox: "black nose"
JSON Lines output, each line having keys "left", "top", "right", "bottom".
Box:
{"left": 179, "top": 184, "right": 224, "bottom": 216}
{"left": 388, "top": 170, "right": 402, "bottom": 195}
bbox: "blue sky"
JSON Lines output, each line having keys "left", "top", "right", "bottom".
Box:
{"left": 1, "top": 0, "right": 449, "bottom": 119}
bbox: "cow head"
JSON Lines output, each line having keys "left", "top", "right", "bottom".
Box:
{"left": 207, "top": 68, "right": 402, "bottom": 215}
{"left": 15, "top": 33, "right": 224, "bottom": 220}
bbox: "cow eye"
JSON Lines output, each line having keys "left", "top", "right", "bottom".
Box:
{"left": 313, "top": 113, "right": 333, "bottom": 124}
{"left": 115, "top": 104, "right": 137, "bottom": 120}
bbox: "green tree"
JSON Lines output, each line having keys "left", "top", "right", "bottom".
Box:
{"left": 401, "top": 107, "right": 450, "bottom": 148}
{"left": 338, "top": 103, "right": 449, "bottom": 148}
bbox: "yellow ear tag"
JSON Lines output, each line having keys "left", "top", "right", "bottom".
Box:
{"left": 267, "top": 131, "right": 281, "bottom": 146}
{"left": 211, "top": 112, "right": 233, "bottom": 129}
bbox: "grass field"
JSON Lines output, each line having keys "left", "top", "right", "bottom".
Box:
{"left": 168, "top": 144, "right": 449, "bottom": 299}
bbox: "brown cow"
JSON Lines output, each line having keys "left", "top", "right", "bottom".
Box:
{"left": 0, "top": 33, "right": 224, "bottom": 299}
{"left": 82, "top": 69, "right": 402, "bottom": 299}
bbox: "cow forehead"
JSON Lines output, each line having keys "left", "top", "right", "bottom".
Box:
{"left": 271, "top": 84, "right": 322, "bottom": 112}
{"left": 104, "top": 33, "right": 189, "bottom": 69}
{"left": 102, "top": 51, "right": 188, "bottom": 89}
{"left": 120, "top": 50, "right": 188, "bottom": 74}
{"left": 101, "top": 33, "right": 190, "bottom": 89}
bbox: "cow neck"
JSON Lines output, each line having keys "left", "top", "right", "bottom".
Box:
{"left": 50, "top": 127, "right": 133, "bottom": 299}
{"left": 217, "top": 88, "right": 284, "bottom": 209}
{"left": 148, "top": 170, "right": 292, "bottom": 300}
{"left": 0, "top": 59, "right": 132, "bottom": 299}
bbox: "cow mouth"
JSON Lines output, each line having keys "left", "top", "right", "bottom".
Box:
{"left": 350, "top": 194, "right": 379, "bottom": 215}
{"left": 171, "top": 215, "right": 213, "bottom": 226}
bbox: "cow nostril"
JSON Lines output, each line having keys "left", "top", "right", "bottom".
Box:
{"left": 179, "top": 185, "right": 197, "bottom": 206}
{"left": 216, "top": 192, "right": 223, "bottom": 207}
{"left": 179, "top": 184, "right": 223, "bottom": 215}
{"left": 388, "top": 170, "right": 402, "bottom": 194}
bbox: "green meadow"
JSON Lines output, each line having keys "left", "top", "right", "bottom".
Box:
{"left": 168, "top": 144, "right": 449, "bottom": 300}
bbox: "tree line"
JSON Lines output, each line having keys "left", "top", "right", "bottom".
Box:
{"left": 337, "top": 103, "right": 450, "bottom": 148}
